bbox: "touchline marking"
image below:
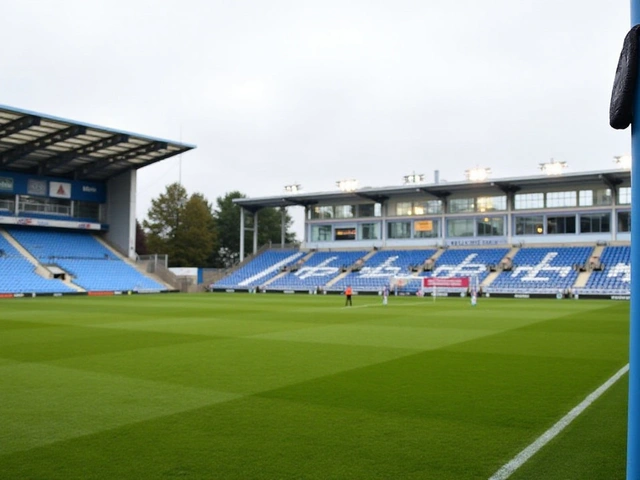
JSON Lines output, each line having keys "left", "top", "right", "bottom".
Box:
{"left": 488, "top": 363, "right": 629, "bottom": 480}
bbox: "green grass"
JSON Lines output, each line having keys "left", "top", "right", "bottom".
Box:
{"left": 0, "top": 294, "right": 629, "bottom": 479}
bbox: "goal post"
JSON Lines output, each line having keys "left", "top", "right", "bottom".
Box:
{"left": 389, "top": 276, "right": 425, "bottom": 296}
{"left": 389, "top": 276, "right": 475, "bottom": 299}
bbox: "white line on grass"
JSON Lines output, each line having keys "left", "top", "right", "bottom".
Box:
{"left": 488, "top": 363, "right": 629, "bottom": 480}
{"left": 340, "top": 301, "right": 438, "bottom": 310}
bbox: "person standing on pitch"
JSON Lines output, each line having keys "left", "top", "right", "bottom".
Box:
{"left": 470, "top": 288, "right": 477, "bottom": 307}
{"left": 345, "top": 285, "right": 353, "bottom": 306}
{"left": 382, "top": 285, "right": 389, "bottom": 305}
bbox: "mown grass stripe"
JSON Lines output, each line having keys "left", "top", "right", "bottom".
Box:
{"left": 489, "top": 363, "right": 629, "bottom": 480}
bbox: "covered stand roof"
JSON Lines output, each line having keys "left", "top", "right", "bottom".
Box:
{"left": 0, "top": 105, "right": 195, "bottom": 182}
{"left": 233, "top": 169, "right": 631, "bottom": 210}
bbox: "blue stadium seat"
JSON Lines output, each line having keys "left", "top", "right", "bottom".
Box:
{"left": 6, "top": 227, "right": 166, "bottom": 292}
{"left": 332, "top": 249, "right": 437, "bottom": 292}
{"left": 580, "top": 246, "right": 630, "bottom": 294}
{"left": 0, "top": 235, "right": 75, "bottom": 294}
{"left": 267, "top": 250, "right": 368, "bottom": 290}
{"left": 213, "top": 249, "right": 305, "bottom": 289}
{"left": 488, "top": 246, "right": 592, "bottom": 294}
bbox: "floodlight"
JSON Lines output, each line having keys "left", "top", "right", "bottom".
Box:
{"left": 465, "top": 167, "right": 491, "bottom": 182}
{"left": 284, "top": 184, "right": 301, "bottom": 193}
{"left": 539, "top": 159, "right": 567, "bottom": 176}
{"left": 403, "top": 172, "right": 425, "bottom": 184}
{"left": 336, "top": 179, "right": 358, "bottom": 192}
{"left": 614, "top": 155, "right": 632, "bottom": 170}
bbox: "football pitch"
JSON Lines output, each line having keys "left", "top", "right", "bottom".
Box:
{"left": 0, "top": 294, "right": 629, "bottom": 479}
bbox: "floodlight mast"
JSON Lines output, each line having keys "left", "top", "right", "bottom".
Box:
{"left": 614, "top": 154, "right": 632, "bottom": 170}
{"left": 539, "top": 159, "right": 567, "bottom": 176}
{"left": 336, "top": 179, "right": 358, "bottom": 192}
{"left": 403, "top": 172, "right": 424, "bottom": 184}
{"left": 465, "top": 167, "right": 491, "bottom": 182}
{"left": 284, "top": 184, "right": 301, "bottom": 193}
{"left": 630, "top": 3, "right": 640, "bottom": 478}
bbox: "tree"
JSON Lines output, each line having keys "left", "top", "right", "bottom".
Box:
{"left": 213, "top": 191, "right": 296, "bottom": 265}
{"left": 172, "top": 193, "right": 217, "bottom": 267}
{"left": 143, "top": 183, "right": 188, "bottom": 259}
{"left": 135, "top": 220, "right": 148, "bottom": 255}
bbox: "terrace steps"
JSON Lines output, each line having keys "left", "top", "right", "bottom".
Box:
{"left": 263, "top": 270, "right": 288, "bottom": 286}
{"left": 481, "top": 271, "right": 500, "bottom": 287}
{"left": 325, "top": 270, "right": 350, "bottom": 287}
{"left": 573, "top": 271, "right": 592, "bottom": 288}
{"left": 1, "top": 228, "right": 41, "bottom": 269}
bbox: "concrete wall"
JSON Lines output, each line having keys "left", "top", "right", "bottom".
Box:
{"left": 105, "top": 170, "right": 136, "bottom": 259}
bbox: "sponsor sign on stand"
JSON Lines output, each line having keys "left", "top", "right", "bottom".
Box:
{"left": 0, "top": 216, "right": 101, "bottom": 230}
{"left": 49, "top": 181, "right": 72, "bottom": 199}
{"left": 423, "top": 277, "right": 470, "bottom": 288}
{"left": 27, "top": 179, "right": 47, "bottom": 196}
{"left": 0, "top": 177, "right": 14, "bottom": 191}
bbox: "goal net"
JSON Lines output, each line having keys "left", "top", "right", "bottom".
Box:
{"left": 389, "top": 276, "right": 425, "bottom": 296}
{"left": 390, "top": 276, "right": 476, "bottom": 298}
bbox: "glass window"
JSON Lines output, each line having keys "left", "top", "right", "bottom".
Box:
{"left": 546, "top": 191, "right": 577, "bottom": 208}
{"left": 388, "top": 221, "right": 411, "bottom": 239}
{"left": 579, "top": 190, "right": 593, "bottom": 207}
{"left": 414, "top": 200, "right": 442, "bottom": 215}
{"left": 334, "top": 205, "right": 355, "bottom": 219}
{"left": 619, "top": 211, "right": 631, "bottom": 232}
{"left": 449, "top": 198, "right": 475, "bottom": 214}
{"left": 75, "top": 201, "right": 100, "bottom": 220}
{"left": 476, "top": 196, "right": 506, "bottom": 212}
{"left": 414, "top": 219, "right": 439, "bottom": 238}
{"left": 477, "top": 217, "right": 504, "bottom": 236}
{"left": 310, "top": 206, "right": 333, "bottom": 219}
{"left": 547, "top": 215, "right": 576, "bottom": 234}
{"left": 514, "top": 193, "right": 544, "bottom": 210}
{"left": 395, "top": 202, "right": 412, "bottom": 216}
{"left": 358, "top": 203, "right": 381, "bottom": 218}
{"left": 515, "top": 216, "right": 544, "bottom": 235}
{"left": 447, "top": 218, "right": 474, "bottom": 237}
{"left": 619, "top": 187, "right": 631, "bottom": 205}
{"left": 334, "top": 227, "right": 356, "bottom": 241}
{"left": 311, "top": 225, "right": 332, "bottom": 241}
{"left": 579, "top": 189, "right": 612, "bottom": 207}
{"left": 580, "top": 213, "right": 610, "bottom": 233}
{"left": 359, "top": 223, "right": 380, "bottom": 240}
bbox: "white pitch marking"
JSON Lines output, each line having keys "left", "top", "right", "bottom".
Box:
{"left": 488, "top": 363, "right": 629, "bottom": 480}
{"left": 339, "top": 301, "right": 435, "bottom": 310}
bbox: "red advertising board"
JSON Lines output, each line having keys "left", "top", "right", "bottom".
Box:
{"left": 423, "top": 277, "right": 470, "bottom": 288}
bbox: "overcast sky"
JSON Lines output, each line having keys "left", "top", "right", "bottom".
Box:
{"left": 0, "top": 0, "right": 632, "bottom": 236}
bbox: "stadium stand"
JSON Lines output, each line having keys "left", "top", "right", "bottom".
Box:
{"left": 577, "top": 245, "right": 631, "bottom": 295}
{"left": 6, "top": 227, "right": 166, "bottom": 292}
{"left": 0, "top": 234, "right": 75, "bottom": 294}
{"left": 267, "top": 250, "right": 367, "bottom": 290}
{"left": 486, "top": 246, "right": 592, "bottom": 294}
{"left": 331, "top": 249, "right": 437, "bottom": 292}
{"left": 212, "top": 249, "right": 304, "bottom": 289}
{"left": 421, "top": 248, "right": 509, "bottom": 284}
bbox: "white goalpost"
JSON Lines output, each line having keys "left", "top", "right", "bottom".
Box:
{"left": 389, "top": 276, "right": 426, "bottom": 297}
{"left": 389, "top": 275, "right": 479, "bottom": 303}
